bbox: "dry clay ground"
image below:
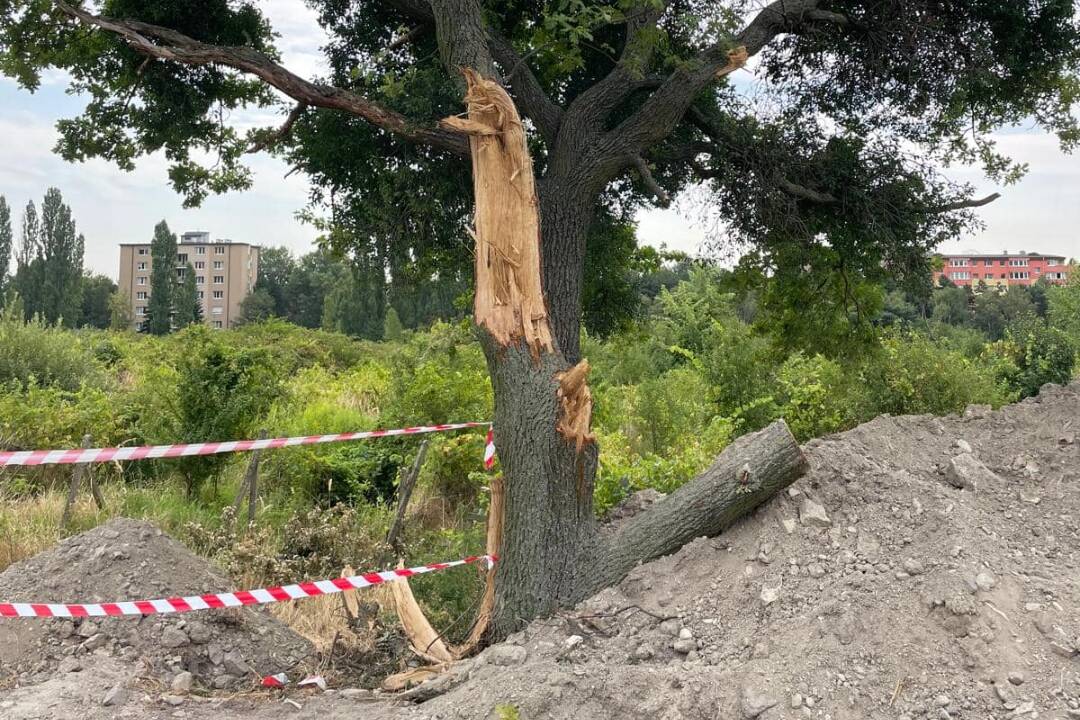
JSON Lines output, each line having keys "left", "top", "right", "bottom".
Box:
{"left": 1, "top": 382, "right": 1077, "bottom": 720}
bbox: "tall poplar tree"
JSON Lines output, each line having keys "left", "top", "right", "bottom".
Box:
{"left": 146, "top": 220, "right": 176, "bottom": 335}
{"left": 173, "top": 261, "right": 202, "bottom": 327}
{"left": 0, "top": 195, "right": 11, "bottom": 293}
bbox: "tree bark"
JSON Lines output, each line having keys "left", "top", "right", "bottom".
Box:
{"left": 448, "top": 70, "right": 810, "bottom": 639}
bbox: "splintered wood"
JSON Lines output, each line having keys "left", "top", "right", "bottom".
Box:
{"left": 441, "top": 69, "right": 553, "bottom": 355}
{"left": 716, "top": 45, "right": 748, "bottom": 79}
{"left": 556, "top": 360, "right": 596, "bottom": 453}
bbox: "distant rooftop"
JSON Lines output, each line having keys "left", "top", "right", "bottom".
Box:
{"left": 119, "top": 232, "right": 259, "bottom": 248}
{"left": 935, "top": 250, "right": 1067, "bottom": 259}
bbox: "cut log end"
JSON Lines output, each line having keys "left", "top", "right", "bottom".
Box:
{"left": 716, "top": 45, "right": 749, "bottom": 79}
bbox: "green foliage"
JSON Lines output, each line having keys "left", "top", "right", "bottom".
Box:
{"left": 11, "top": 189, "right": 84, "bottom": 327}
{"left": 173, "top": 326, "right": 282, "bottom": 495}
{"left": 237, "top": 287, "right": 276, "bottom": 325}
{"left": 79, "top": 273, "right": 117, "bottom": 329}
{"left": 146, "top": 220, "right": 176, "bottom": 335}
{"left": 173, "top": 262, "right": 201, "bottom": 327}
{"left": 993, "top": 315, "right": 1076, "bottom": 397}
{"left": 108, "top": 290, "right": 134, "bottom": 330}
{"left": 382, "top": 306, "right": 404, "bottom": 342}
{"left": 0, "top": 195, "right": 11, "bottom": 286}
{"left": 857, "top": 331, "right": 1014, "bottom": 417}
{"left": 495, "top": 705, "right": 521, "bottom": 720}
{"left": 773, "top": 353, "right": 854, "bottom": 441}
{"left": 0, "top": 299, "right": 104, "bottom": 391}
{"left": 1048, "top": 275, "right": 1080, "bottom": 352}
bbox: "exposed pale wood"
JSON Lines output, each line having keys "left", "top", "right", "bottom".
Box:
{"left": 715, "top": 46, "right": 749, "bottom": 78}
{"left": 441, "top": 69, "right": 553, "bottom": 356}
{"left": 555, "top": 360, "right": 596, "bottom": 455}
{"left": 458, "top": 474, "right": 504, "bottom": 651}
{"left": 389, "top": 568, "right": 454, "bottom": 664}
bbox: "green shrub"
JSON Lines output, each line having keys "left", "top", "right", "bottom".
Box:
{"left": 858, "top": 331, "right": 1013, "bottom": 416}
{"left": 774, "top": 353, "right": 855, "bottom": 440}
{"left": 993, "top": 315, "right": 1076, "bottom": 398}
{"left": 0, "top": 299, "right": 104, "bottom": 391}
{"left": 173, "top": 326, "right": 283, "bottom": 497}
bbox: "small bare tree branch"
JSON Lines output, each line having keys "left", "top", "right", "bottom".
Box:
{"left": 927, "top": 192, "right": 1001, "bottom": 213}
{"left": 55, "top": 1, "right": 469, "bottom": 156}
{"left": 777, "top": 178, "right": 838, "bottom": 203}
{"left": 631, "top": 155, "right": 671, "bottom": 207}
{"left": 246, "top": 101, "right": 308, "bottom": 154}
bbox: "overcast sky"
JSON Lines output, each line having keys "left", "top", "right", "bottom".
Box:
{"left": 0, "top": 1, "right": 1076, "bottom": 280}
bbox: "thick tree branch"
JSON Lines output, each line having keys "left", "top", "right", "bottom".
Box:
{"left": 586, "top": 0, "right": 842, "bottom": 184}
{"left": 631, "top": 156, "right": 671, "bottom": 207}
{"left": 488, "top": 32, "right": 563, "bottom": 142}
{"left": 55, "top": 1, "right": 469, "bottom": 156}
{"left": 246, "top": 101, "right": 307, "bottom": 154}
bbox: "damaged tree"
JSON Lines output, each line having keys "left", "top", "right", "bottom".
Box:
{"left": 5, "top": 0, "right": 1078, "bottom": 638}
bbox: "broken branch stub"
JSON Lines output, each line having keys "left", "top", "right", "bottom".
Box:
{"left": 441, "top": 69, "right": 553, "bottom": 356}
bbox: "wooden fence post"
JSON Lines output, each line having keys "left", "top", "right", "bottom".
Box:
{"left": 386, "top": 438, "right": 430, "bottom": 555}
{"left": 233, "top": 429, "right": 267, "bottom": 527}
{"left": 61, "top": 434, "right": 94, "bottom": 526}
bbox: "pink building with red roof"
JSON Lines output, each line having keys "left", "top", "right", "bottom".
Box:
{"left": 933, "top": 251, "right": 1070, "bottom": 288}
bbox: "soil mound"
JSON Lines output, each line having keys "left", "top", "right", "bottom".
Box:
{"left": 0, "top": 517, "right": 312, "bottom": 691}
{"left": 405, "top": 382, "right": 1080, "bottom": 719}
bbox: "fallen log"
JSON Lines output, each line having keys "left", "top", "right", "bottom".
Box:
{"left": 579, "top": 419, "right": 809, "bottom": 600}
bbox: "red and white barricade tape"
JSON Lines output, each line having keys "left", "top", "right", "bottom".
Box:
{"left": 0, "top": 422, "right": 492, "bottom": 468}
{"left": 0, "top": 554, "right": 496, "bottom": 618}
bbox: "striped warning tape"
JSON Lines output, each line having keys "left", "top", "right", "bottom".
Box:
{"left": 0, "top": 422, "right": 492, "bottom": 467}
{"left": 0, "top": 554, "right": 496, "bottom": 618}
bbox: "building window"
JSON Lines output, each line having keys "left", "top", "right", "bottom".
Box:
{"left": 213, "top": 260, "right": 224, "bottom": 269}
{"left": 949, "top": 272, "right": 970, "bottom": 280}
{"left": 137, "top": 276, "right": 147, "bottom": 285}
{"left": 984, "top": 259, "right": 993, "bottom": 266}
{"left": 136, "top": 306, "right": 146, "bottom": 315}
{"left": 1009, "top": 258, "right": 1029, "bottom": 267}
{"left": 212, "top": 290, "right": 224, "bottom": 299}
{"left": 137, "top": 248, "right": 148, "bottom": 255}
{"left": 195, "top": 261, "right": 205, "bottom": 269}
{"left": 213, "top": 321, "right": 223, "bottom": 329}
{"left": 213, "top": 275, "right": 224, "bottom": 284}
{"left": 195, "top": 276, "right": 204, "bottom": 285}
{"left": 948, "top": 258, "right": 969, "bottom": 267}
{"left": 137, "top": 261, "right": 147, "bottom": 270}
{"left": 177, "top": 253, "right": 188, "bottom": 264}
{"left": 215, "top": 246, "right": 226, "bottom": 255}
{"left": 136, "top": 291, "right": 147, "bottom": 300}
{"left": 212, "top": 307, "right": 224, "bottom": 315}
{"left": 176, "top": 268, "right": 186, "bottom": 280}
{"left": 196, "top": 247, "right": 206, "bottom": 255}
{"left": 197, "top": 291, "right": 205, "bottom": 300}
{"left": 1010, "top": 271, "right": 1029, "bottom": 280}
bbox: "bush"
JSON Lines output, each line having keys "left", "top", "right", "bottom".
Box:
{"left": 0, "top": 299, "right": 104, "bottom": 391}
{"left": 858, "top": 331, "right": 1013, "bottom": 416}
{"left": 173, "top": 326, "right": 283, "bottom": 497}
{"left": 993, "top": 315, "right": 1076, "bottom": 398}
{"left": 774, "top": 353, "right": 856, "bottom": 440}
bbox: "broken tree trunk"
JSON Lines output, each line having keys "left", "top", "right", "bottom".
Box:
{"left": 438, "top": 70, "right": 808, "bottom": 639}
{"left": 232, "top": 429, "right": 267, "bottom": 526}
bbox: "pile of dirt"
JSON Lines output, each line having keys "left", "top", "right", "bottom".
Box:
{"left": 0, "top": 518, "right": 312, "bottom": 692}
{"left": 1, "top": 383, "right": 1077, "bottom": 720}
{"left": 399, "top": 381, "right": 1079, "bottom": 720}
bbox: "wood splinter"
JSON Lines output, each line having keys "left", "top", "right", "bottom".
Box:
{"left": 556, "top": 360, "right": 596, "bottom": 454}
